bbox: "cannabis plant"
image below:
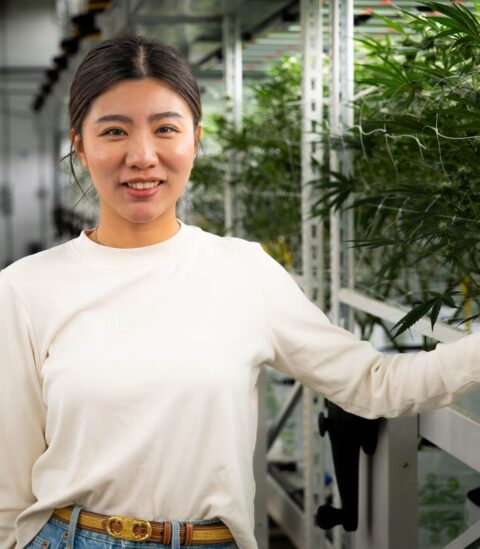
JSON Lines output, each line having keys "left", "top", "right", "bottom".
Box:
{"left": 314, "top": 1, "right": 480, "bottom": 338}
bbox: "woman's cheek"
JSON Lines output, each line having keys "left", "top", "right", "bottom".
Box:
{"left": 167, "top": 139, "right": 196, "bottom": 164}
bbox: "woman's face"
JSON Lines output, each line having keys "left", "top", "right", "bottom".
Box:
{"left": 72, "top": 78, "right": 201, "bottom": 228}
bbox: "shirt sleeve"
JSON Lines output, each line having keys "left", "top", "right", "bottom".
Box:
{"left": 0, "top": 271, "right": 46, "bottom": 548}
{"left": 252, "top": 243, "right": 480, "bottom": 419}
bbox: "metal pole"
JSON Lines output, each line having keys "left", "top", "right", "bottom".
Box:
{"left": 340, "top": 0, "right": 355, "bottom": 332}
{"left": 222, "top": 8, "right": 243, "bottom": 237}
{"left": 52, "top": 103, "right": 63, "bottom": 213}
{"left": 0, "top": 0, "right": 14, "bottom": 265}
{"left": 255, "top": 366, "right": 269, "bottom": 549}
{"left": 125, "top": 0, "right": 132, "bottom": 33}
{"left": 329, "top": 0, "right": 341, "bottom": 328}
{"left": 356, "top": 418, "right": 418, "bottom": 549}
{"left": 35, "top": 114, "right": 49, "bottom": 247}
{"left": 222, "top": 4, "right": 267, "bottom": 544}
{"left": 301, "top": 0, "right": 325, "bottom": 547}
{"left": 329, "top": 2, "right": 343, "bottom": 548}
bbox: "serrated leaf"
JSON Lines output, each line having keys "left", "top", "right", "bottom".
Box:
{"left": 453, "top": 312, "right": 480, "bottom": 326}
{"left": 429, "top": 299, "right": 443, "bottom": 330}
{"left": 392, "top": 300, "right": 435, "bottom": 337}
{"left": 442, "top": 292, "right": 461, "bottom": 308}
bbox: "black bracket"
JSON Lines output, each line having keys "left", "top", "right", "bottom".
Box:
{"left": 316, "top": 399, "right": 380, "bottom": 531}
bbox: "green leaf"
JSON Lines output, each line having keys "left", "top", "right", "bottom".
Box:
{"left": 425, "top": 2, "right": 480, "bottom": 35}
{"left": 391, "top": 290, "right": 460, "bottom": 338}
{"left": 429, "top": 299, "right": 443, "bottom": 329}
{"left": 452, "top": 312, "right": 480, "bottom": 326}
{"left": 392, "top": 300, "right": 436, "bottom": 337}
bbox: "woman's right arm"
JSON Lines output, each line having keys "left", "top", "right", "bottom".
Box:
{"left": 0, "top": 271, "right": 47, "bottom": 548}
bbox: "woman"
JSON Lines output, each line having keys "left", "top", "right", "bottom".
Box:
{"left": 0, "top": 34, "right": 479, "bottom": 549}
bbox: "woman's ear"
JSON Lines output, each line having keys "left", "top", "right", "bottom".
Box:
{"left": 194, "top": 124, "right": 203, "bottom": 155}
{"left": 70, "top": 128, "right": 88, "bottom": 170}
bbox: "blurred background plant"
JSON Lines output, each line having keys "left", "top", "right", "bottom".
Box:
{"left": 190, "top": 55, "right": 303, "bottom": 271}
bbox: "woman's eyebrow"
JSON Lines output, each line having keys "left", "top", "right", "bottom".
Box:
{"left": 149, "top": 111, "right": 183, "bottom": 122}
{"left": 95, "top": 112, "right": 184, "bottom": 124}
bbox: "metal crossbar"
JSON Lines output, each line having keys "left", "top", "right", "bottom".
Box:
{"left": 443, "top": 519, "right": 480, "bottom": 549}
{"left": 419, "top": 404, "right": 480, "bottom": 473}
{"left": 338, "top": 287, "right": 464, "bottom": 344}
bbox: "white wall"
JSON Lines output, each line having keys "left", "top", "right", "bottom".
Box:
{"left": 0, "top": 0, "right": 60, "bottom": 267}
{"left": 7, "top": 0, "right": 60, "bottom": 67}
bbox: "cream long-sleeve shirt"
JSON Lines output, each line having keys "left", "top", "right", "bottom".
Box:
{"left": 1, "top": 220, "right": 479, "bottom": 549}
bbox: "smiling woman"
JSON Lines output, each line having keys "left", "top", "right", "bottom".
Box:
{"left": 72, "top": 78, "right": 201, "bottom": 248}
{"left": 68, "top": 35, "right": 202, "bottom": 249}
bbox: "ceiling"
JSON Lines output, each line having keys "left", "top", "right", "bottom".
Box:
{"left": 3, "top": 0, "right": 480, "bottom": 116}
{"left": 132, "top": 0, "right": 479, "bottom": 78}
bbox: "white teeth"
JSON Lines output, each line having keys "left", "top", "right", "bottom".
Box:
{"left": 126, "top": 181, "right": 160, "bottom": 190}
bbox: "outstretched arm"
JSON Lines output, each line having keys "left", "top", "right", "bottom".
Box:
{"left": 252, "top": 243, "right": 480, "bottom": 419}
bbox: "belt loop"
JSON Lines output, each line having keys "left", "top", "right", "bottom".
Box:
{"left": 66, "top": 504, "right": 83, "bottom": 549}
{"left": 184, "top": 522, "right": 194, "bottom": 546}
{"left": 170, "top": 520, "right": 180, "bottom": 549}
{"left": 163, "top": 521, "right": 172, "bottom": 545}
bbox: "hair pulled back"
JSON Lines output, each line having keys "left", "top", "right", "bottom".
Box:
{"left": 68, "top": 34, "right": 202, "bottom": 188}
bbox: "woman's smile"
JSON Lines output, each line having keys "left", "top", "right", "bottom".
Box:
{"left": 122, "top": 179, "right": 165, "bottom": 197}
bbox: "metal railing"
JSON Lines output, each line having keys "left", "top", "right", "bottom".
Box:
{"left": 338, "top": 289, "right": 480, "bottom": 548}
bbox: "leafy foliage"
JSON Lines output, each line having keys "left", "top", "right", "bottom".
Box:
{"left": 312, "top": 1, "right": 480, "bottom": 338}
{"left": 190, "top": 56, "right": 302, "bottom": 270}
{"left": 190, "top": 2, "right": 480, "bottom": 340}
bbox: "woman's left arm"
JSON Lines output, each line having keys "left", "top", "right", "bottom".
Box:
{"left": 252, "top": 243, "right": 480, "bottom": 419}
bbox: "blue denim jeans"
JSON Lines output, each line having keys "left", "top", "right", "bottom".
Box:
{"left": 24, "top": 505, "right": 239, "bottom": 549}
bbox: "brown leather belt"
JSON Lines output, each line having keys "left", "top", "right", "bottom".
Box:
{"left": 52, "top": 506, "right": 234, "bottom": 545}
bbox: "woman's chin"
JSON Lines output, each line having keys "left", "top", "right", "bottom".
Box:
{"left": 124, "top": 210, "right": 173, "bottom": 226}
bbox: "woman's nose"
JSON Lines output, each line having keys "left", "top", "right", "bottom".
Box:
{"left": 125, "top": 135, "right": 159, "bottom": 169}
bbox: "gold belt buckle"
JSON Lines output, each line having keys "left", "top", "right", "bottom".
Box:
{"left": 106, "top": 515, "right": 152, "bottom": 541}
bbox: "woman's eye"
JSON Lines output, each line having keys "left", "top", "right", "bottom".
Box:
{"left": 156, "top": 125, "right": 177, "bottom": 134}
{"left": 102, "top": 128, "right": 125, "bottom": 136}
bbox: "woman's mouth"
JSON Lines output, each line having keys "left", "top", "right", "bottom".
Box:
{"left": 123, "top": 180, "right": 162, "bottom": 190}
{"left": 122, "top": 180, "right": 163, "bottom": 197}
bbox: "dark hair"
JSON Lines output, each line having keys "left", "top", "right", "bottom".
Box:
{"left": 67, "top": 34, "right": 202, "bottom": 190}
